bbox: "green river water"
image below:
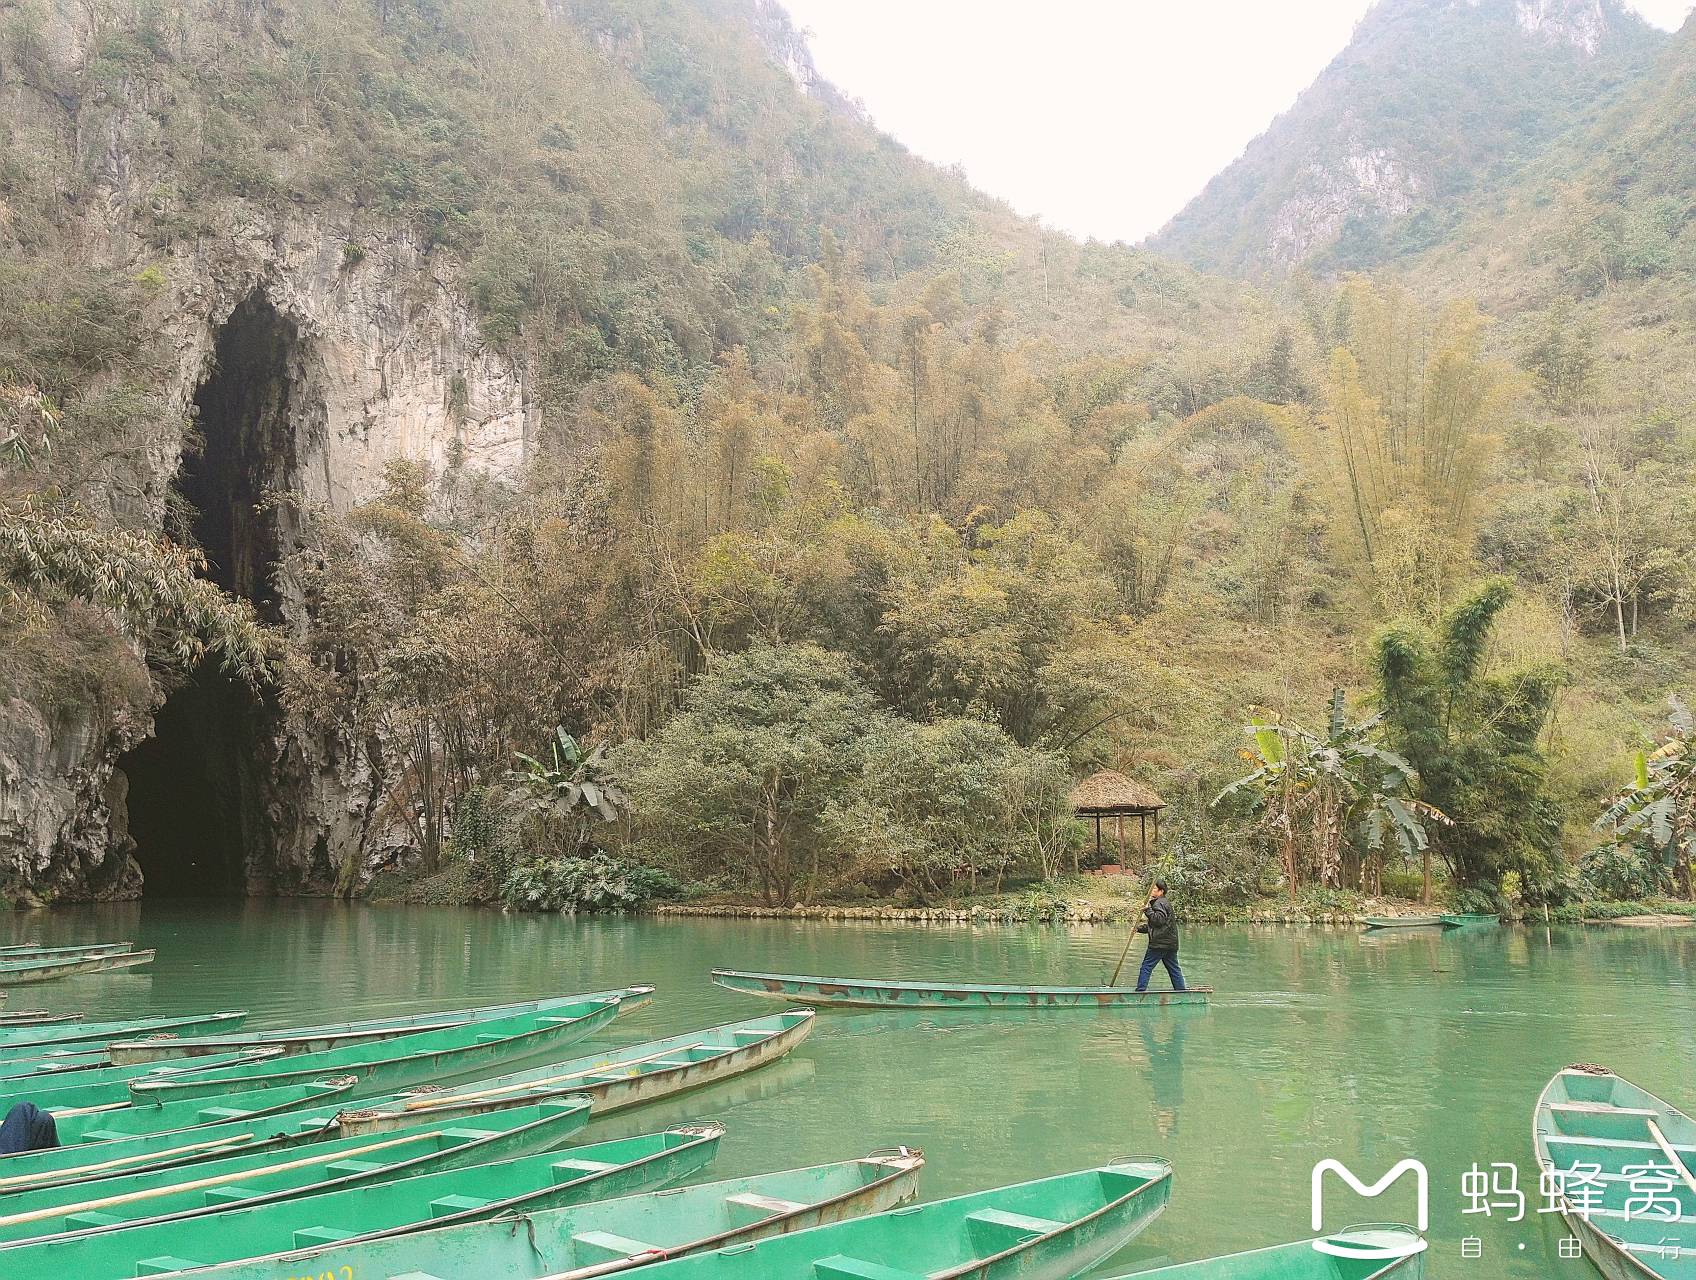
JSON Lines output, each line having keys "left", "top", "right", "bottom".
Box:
{"left": 5, "top": 902, "right": 1696, "bottom": 1277}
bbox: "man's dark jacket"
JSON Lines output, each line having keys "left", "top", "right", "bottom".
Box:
{"left": 1137, "top": 896, "right": 1179, "bottom": 951}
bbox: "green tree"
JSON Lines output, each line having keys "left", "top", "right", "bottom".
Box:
{"left": 620, "top": 644, "right": 882, "bottom": 904}
{"left": 1372, "top": 579, "right": 1564, "bottom": 895}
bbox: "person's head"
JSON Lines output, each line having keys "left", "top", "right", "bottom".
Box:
{"left": 1151, "top": 879, "right": 1167, "bottom": 898}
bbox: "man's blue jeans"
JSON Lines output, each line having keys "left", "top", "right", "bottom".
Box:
{"left": 1135, "top": 947, "right": 1185, "bottom": 992}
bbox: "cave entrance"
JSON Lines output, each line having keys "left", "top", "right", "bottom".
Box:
{"left": 120, "top": 292, "right": 305, "bottom": 896}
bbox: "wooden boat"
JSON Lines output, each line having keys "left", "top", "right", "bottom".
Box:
{"left": 1534, "top": 1066, "right": 1696, "bottom": 1279}
{"left": 1437, "top": 913, "right": 1498, "bottom": 928}
{"left": 0, "top": 1124, "right": 724, "bottom": 1280}
{"left": 0, "top": 1047, "right": 120, "bottom": 1081}
{"left": 105, "top": 988, "right": 648, "bottom": 1065}
{"left": 0, "top": 1098, "right": 590, "bottom": 1243}
{"left": 0, "top": 949, "right": 155, "bottom": 984}
{"left": 123, "top": 991, "right": 638, "bottom": 1105}
{"left": 10, "top": 1047, "right": 291, "bottom": 1113}
{"left": 0, "top": 1079, "right": 363, "bottom": 1190}
{"left": 1360, "top": 917, "right": 1445, "bottom": 930}
{"left": 550, "top": 1159, "right": 1173, "bottom": 1280}
{"left": 0, "top": 1010, "right": 248, "bottom": 1059}
{"left": 1104, "top": 1227, "right": 1427, "bottom": 1277}
{"left": 160, "top": 1149, "right": 925, "bottom": 1280}
{"left": 0, "top": 1011, "right": 80, "bottom": 1029}
{"left": 334, "top": 1009, "right": 817, "bottom": 1130}
{"left": 0, "top": 943, "right": 134, "bottom": 961}
{"left": 711, "top": 968, "right": 1211, "bottom": 1009}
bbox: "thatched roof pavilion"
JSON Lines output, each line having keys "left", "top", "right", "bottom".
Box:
{"left": 1070, "top": 770, "right": 1166, "bottom": 868}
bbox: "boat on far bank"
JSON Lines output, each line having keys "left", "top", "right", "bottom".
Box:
{"left": 0, "top": 948, "right": 155, "bottom": 984}
{"left": 711, "top": 968, "right": 1210, "bottom": 1009}
{"left": 1437, "top": 913, "right": 1499, "bottom": 928}
{"left": 1361, "top": 916, "right": 1446, "bottom": 930}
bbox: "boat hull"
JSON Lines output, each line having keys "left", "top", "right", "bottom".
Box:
{"left": 711, "top": 969, "right": 1210, "bottom": 1009}
{"left": 0, "top": 1010, "right": 248, "bottom": 1059}
{"left": 1104, "top": 1228, "right": 1427, "bottom": 1277}
{"left": 338, "top": 1009, "right": 817, "bottom": 1130}
{"left": 0, "top": 949, "right": 155, "bottom": 984}
{"left": 1361, "top": 917, "right": 1445, "bottom": 930}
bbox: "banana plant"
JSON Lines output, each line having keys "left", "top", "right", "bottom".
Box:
{"left": 509, "top": 726, "right": 627, "bottom": 840}
{"left": 1595, "top": 697, "right": 1695, "bottom": 897}
{"left": 1215, "top": 688, "right": 1448, "bottom": 895}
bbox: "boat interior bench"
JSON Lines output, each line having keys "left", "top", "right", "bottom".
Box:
{"left": 812, "top": 1257, "right": 925, "bottom": 1279}
{"left": 571, "top": 1228, "right": 662, "bottom": 1261}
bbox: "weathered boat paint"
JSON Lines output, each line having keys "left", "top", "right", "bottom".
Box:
{"left": 0, "top": 1079, "right": 363, "bottom": 1190}
{"left": 1360, "top": 917, "right": 1445, "bottom": 930}
{"left": 711, "top": 969, "right": 1211, "bottom": 1009}
{"left": 0, "top": 1012, "right": 80, "bottom": 1029}
{"left": 0, "top": 1011, "right": 249, "bottom": 1060}
{"left": 1534, "top": 1067, "right": 1696, "bottom": 1280}
{"left": 0, "top": 1098, "right": 591, "bottom": 1243}
{"left": 0, "top": 949, "right": 155, "bottom": 984}
{"left": 1437, "top": 913, "right": 1499, "bottom": 928}
{"left": 123, "top": 992, "right": 641, "bottom": 1105}
{"left": 15, "top": 1047, "right": 291, "bottom": 1113}
{"left": 0, "top": 1125, "right": 725, "bottom": 1280}
{"left": 560, "top": 1158, "right": 1173, "bottom": 1280}
{"left": 158, "top": 1149, "right": 926, "bottom": 1280}
{"left": 106, "top": 988, "right": 648, "bottom": 1065}
{"left": 334, "top": 1009, "right": 816, "bottom": 1130}
{"left": 1105, "top": 1227, "right": 1427, "bottom": 1277}
{"left": 0, "top": 943, "right": 134, "bottom": 961}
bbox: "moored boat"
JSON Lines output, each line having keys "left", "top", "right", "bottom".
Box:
{"left": 0, "top": 1098, "right": 591, "bottom": 1244}
{"left": 9, "top": 1047, "right": 290, "bottom": 1113}
{"left": 1534, "top": 1066, "right": 1696, "bottom": 1279}
{"left": 0, "top": 949, "right": 155, "bottom": 985}
{"left": 156, "top": 1149, "right": 925, "bottom": 1280}
{"left": 1360, "top": 917, "right": 1445, "bottom": 930}
{"left": 711, "top": 969, "right": 1211, "bottom": 1009}
{"left": 0, "top": 1010, "right": 248, "bottom": 1059}
{"left": 0, "top": 943, "right": 134, "bottom": 961}
{"left": 0, "top": 1012, "right": 80, "bottom": 1029}
{"left": 1103, "top": 1226, "right": 1427, "bottom": 1277}
{"left": 561, "top": 1158, "right": 1173, "bottom": 1280}
{"left": 0, "top": 1124, "right": 725, "bottom": 1280}
{"left": 1437, "top": 913, "right": 1499, "bottom": 928}
{"left": 0, "top": 1078, "right": 363, "bottom": 1189}
{"left": 123, "top": 990, "right": 642, "bottom": 1105}
{"left": 106, "top": 989, "right": 648, "bottom": 1064}
{"left": 335, "top": 1009, "right": 817, "bottom": 1130}
{"left": 0, "top": 1047, "right": 120, "bottom": 1081}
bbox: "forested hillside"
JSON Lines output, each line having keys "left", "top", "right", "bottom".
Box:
{"left": 1, "top": 0, "right": 1691, "bottom": 916}
{"left": 1151, "top": 0, "right": 1664, "bottom": 277}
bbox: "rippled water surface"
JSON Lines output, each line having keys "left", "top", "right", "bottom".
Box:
{"left": 6, "top": 903, "right": 1695, "bottom": 1276}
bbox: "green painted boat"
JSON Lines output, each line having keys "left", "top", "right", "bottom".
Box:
{"left": 106, "top": 988, "right": 649, "bottom": 1065}
{"left": 164, "top": 1148, "right": 926, "bottom": 1280}
{"left": 0, "top": 1011, "right": 80, "bottom": 1029}
{"left": 0, "top": 1079, "right": 363, "bottom": 1190}
{"left": 1104, "top": 1227, "right": 1426, "bottom": 1277}
{"left": 0, "top": 1098, "right": 590, "bottom": 1243}
{"left": 0, "top": 1011, "right": 249, "bottom": 1059}
{"left": 0, "top": 1124, "right": 724, "bottom": 1279}
{"left": 1360, "top": 917, "right": 1444, "bottom": 930}
{"left": 123, "top": 992, "right": 638, "bottom": 1106}
{"left": 1534, "top": 1066, "right": 1696, "bottom": 1279}
{"left": 0, "top": 942, "right": 134, "bottom": 961}
{"left": 335, "top": 1009, "right": 817, "bottom": 1130}
{"left": 8, "top": 1047, "right": 291, "bottom": 1113}
{"left": 0, "top": 949, "right": 155, "bottom": 984}
{"left": 0, "top": 1048, "right": 119, "bottom": 1080}
{"left": 1436, "top": 913, "right": 1498, "bottom": 928}
{"left": 711, "top": 969, "right": 1211, "bottom": 1009}
{"left": 571, "top": 1159, "right": 1172, "bottom": 1280}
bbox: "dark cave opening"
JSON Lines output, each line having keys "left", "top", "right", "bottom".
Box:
{"left": 120, "top": 293, "right": 303, "bottom": 897}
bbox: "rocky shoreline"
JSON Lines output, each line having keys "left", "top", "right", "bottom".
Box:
{"left": 652, "top": 902, "right": 1372, "bottom": 925}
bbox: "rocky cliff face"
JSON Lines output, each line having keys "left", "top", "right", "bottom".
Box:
{"left": 1149, "top": 0, "right": 1664, "bottom": 277}
{"left": 0, "top": 2, "right": 537, "bottom": 901}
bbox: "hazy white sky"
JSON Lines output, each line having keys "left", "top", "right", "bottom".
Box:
{"left": 779, "top": 0, "right": 1695, "bottom": 245}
